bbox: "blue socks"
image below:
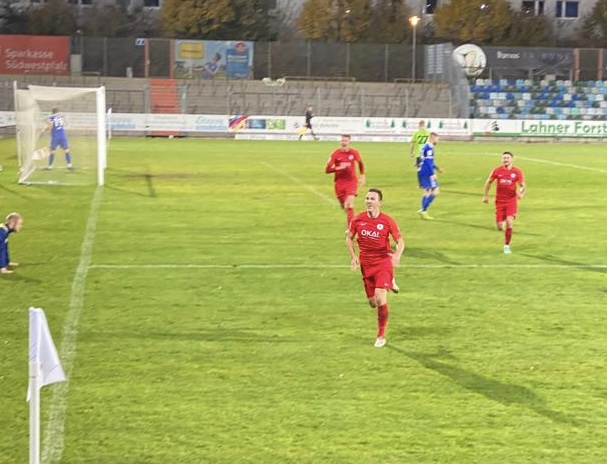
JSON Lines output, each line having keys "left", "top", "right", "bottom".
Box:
{"left": 421, "top": 194, "right": 436, "bottom": 211}
{"left": 48, "top": 152, "right": 55, "bottom": 166}
{"left": 65, "top": 152, "right": 72, "bottom": 164}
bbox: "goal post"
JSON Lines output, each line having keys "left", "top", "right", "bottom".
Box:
{"left": 13, "top": 84, "right": 107, "bottom": 186}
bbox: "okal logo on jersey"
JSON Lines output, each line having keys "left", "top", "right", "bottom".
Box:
{"left": 361, "top": 229, "right": 380, "bottom": 238}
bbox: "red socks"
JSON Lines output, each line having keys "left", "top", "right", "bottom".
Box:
{"left": 377, "top": 304, "right": 389, "bottom": 337}
{"left": 505, "top": 227, "right": 513, "bottom": 245}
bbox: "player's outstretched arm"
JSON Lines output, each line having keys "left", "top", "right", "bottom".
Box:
{"left": 345, "top": 231, "right": 359, "bottom": 271}
{"left": 482, "top": 177, "right": 493, "bottom": 203}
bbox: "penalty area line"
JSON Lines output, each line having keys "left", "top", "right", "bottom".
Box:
{"left": 478, "top": 152, "right": 607, "bottom": 174}
{"left": 89, "top": 263, "right": 607, "bottom": 270}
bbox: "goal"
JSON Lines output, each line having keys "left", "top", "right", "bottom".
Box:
{"left": 13, "top": 84, "right": 107, "bottom": 186}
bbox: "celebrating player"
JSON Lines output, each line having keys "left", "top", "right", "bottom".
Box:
{"left": 417, "top": 132, "right": 440, "bottom": 219}
{"left": 483, "top": 151, "right": 526, "bottom": 254}
{"left": 325, "top": 134, "right": 366, "bottom": 227}
{"left": 41, "top": 107, "right": 72, "bottom": 170}
{"left": 346, "top": 188, "right": 405, "bottom": 348}
{"left": 0, "top": 212, "right": 23, "bottom": 275}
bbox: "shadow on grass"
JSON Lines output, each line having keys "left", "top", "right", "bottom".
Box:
{"left": 0, "top": 182, "right": 31, "bottom": 200}
{"left": 405, "top": 247, "right": 461, "bottom": 264}
{"left": 105, "top": 167, "right": 156, "bottom": 198}
{"left": 440, "top": 189, "right": 483, "bottom": 198}
{"left": 387, "top": 345, "right": 579, "bottom": 426}
{"left": 517, "top": 252, "right": 607, "bottom": 275}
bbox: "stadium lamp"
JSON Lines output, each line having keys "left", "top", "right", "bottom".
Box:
{"left": 409, "top": 16, "right": 421, "bottom": 82}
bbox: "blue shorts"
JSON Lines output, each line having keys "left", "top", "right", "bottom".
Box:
{"left": 420, "top": 176, "right": 438, "bottom": 190}
{"left": 50, "top": 136, "right": 68, "bottom": 150}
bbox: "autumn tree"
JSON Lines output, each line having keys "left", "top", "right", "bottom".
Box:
{"left": 365, "top": 0, "right": 413, "bottom": 43}
{"left": 163, "top": 0, "right": 235, "bottom": 38}
{"left": 433, "top": 0, "right": 513, "bottom": 45}
{"left": 296, "top": 0, "right": 372, "bottom": 42}
{"left": 222, "top": 0, "right": 277, "bottom": 40}
{"left": 27, "top": 0, "right": 78, "bottom": 36}
{"left": 579, "top": 0, "right": 607, "bottom": 47}
{"left": 506, "top": 12, "right": 554, "bottom": 46}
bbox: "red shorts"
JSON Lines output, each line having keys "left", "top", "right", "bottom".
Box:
{"left": 335, "top": 181, "right": 357, "bottom": 206}
{"left": 495, "top": 200, "right": 518, "bottom": 223}
{"left": 360, "top": 261, "right": 393, "bottom": 298}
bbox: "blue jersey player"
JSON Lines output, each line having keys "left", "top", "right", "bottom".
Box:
{"left": 42, "top": 107, "right": 72, "bottom": 170}
{"left": 417, "top": 132, "right": 440, "bottom": 220}
{"left": 0, "top": 212, "right": 23, "bottom": 275}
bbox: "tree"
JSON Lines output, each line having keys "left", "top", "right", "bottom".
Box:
{"left": 162, "top": 0, "right": 235, "bottom": 39}
{"left": 0, "top": 0, "right": 28, "bottom": 34}
{"left": 365, "top": 0, "right": 412, "bottom": 43}
{"left": 27, "top": 0, "right": 78, "bottom": 36}
{"left": 222, "top": 0, "right": 277, "bottom": 41}
{"left": 433, "top": 0, "right": 513, "bottom": 45}
{"left": 579, "top": 0, "right": 607, "bottom": 47}
{"left": 80, "top": 5, "right": 131, "bottom": 37}
{"left": 506, "top": 12, "right": 554, "bottom": 46}
{"left": 296, "top": 0, "right": 372, "bottom": 42}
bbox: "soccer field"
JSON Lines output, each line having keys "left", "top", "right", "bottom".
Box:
{"left": 0, "top": 138, "right": 605, "bottom": 463}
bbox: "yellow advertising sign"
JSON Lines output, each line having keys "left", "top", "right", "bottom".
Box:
{"left": 178, "top": 42, "right": 204, "bottom": 60}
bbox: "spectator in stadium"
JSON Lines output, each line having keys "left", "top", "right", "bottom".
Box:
{"left": 0, "top": 212, "right": 23, "bottom": 275}
{"left": 417, "top": 132, "right": 440, "bottom": 220}
{"left": 41, "top": 107, "right": 72, "bottom": 171}
{"left": 346, "top": 188, "right": 405, "bottom": 348}
{"left": 299, "top": 105, "right": 319, "bottom": 140}
{"left": 483, "top": 151, "right": 526, "bottom": 254}
{"left": 325, "top": 134, "right": 366, "bottom": 228}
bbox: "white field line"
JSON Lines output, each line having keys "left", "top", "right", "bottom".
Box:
{"left": 478, "top": 152, "right": 607, "bottom": 174}
{"left": 41, "top": 187, "right": 103, "bottom": 464}
{"left": 89, "top": 263, "right": 606, "bottom": 270}
{"left": 262, "top": 162, "right": 338, "bottom": 207}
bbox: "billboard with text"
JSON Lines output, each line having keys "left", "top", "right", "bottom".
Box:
{"left": 0, "top": 35, "right": 69, "bottom": 75}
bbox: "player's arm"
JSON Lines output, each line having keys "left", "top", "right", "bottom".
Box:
{"left": 345, "top": 230, "right": 359, "bottom": 271}
{"left": 356, "top": 153, "right": 365, "bottom": 185}
{"left": 325, "top": 153, "right": 337, "bottom": 173}
{"left": 0, "top": 230, "right": 12, "bottom": 274}
{"left": 518, "top": 172, "right": 526, "bottom": 199}
{"left": 40, "top": 119, "right": 52, "bottom": 135}
{"left": 482, "top": 171, "right": 496, "bottom": 203}
{"left": 389, "top": 222, "right": 405, "bottom": 267}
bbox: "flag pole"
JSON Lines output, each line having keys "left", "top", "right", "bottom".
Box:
{"left": 29, "top": 361, "right": 41, "bottom": 464}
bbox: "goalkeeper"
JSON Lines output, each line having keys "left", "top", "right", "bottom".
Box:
{"left": 0, "top": 212, "right": 23, "bottom": 275}
{"left": 41, "top": 107, "right": 73, "bottom": 170}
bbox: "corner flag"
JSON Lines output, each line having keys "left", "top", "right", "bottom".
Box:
{"left": 28, "top": 307, "right": 66, "bottom": 400}
{"left": 28, "top": 307, "right": 66, "bottom": 464}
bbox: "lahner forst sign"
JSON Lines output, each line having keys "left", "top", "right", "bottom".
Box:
{"left": 521, "top": 120, "right": 607, "bottom": 137}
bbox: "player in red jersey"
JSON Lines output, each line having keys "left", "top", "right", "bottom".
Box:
{"left": 325, "top": 135, "right": 365, "bottom": 227}
{"left": 483, "top": 151, "right": 526, "bottom": 254}
{"left": 346, "top": 188, "right": 405, "bottom": 348}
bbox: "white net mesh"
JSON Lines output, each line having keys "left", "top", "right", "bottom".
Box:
{"left": 14, "top": 85, "right": 105, "bottom": 185}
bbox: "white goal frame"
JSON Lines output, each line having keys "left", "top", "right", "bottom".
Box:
{"left": 13, "top": 83, "right": 107, "bottom": 186}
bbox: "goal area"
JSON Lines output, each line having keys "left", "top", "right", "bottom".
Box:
{"left": 14, "top": 84, "right": 107, "bottom": 186}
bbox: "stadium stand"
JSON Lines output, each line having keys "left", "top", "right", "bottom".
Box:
{"left": 470, "top": 78, "right": 607, "bottom": 121}
{"left": 2, "top": 75, "right": 455, "bottom": 119}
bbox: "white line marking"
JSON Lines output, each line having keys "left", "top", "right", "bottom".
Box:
{"left": 479, "top": 152, "right": 607, "bottom": 173}
{"left": 42, "top": 187, "right": 103, "bottom": 464}
{"left": 262, "top": 162, "right": 338, "bottom": 207}
{"left": 89, "top": 263, "right": 606, "bottom": 270}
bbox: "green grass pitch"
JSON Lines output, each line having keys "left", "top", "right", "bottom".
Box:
{"left": 0, "top": 137, "right": 605, "bottom": 463}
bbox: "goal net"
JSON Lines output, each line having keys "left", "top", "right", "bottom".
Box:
{"left": 14, "top": 84, "right": 107, "bottom": 186}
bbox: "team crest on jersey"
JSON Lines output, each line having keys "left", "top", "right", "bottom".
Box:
{"left": 348, "top": 155, "right": 354, "bottom": 160}
{"left": 377, "top": 224, "right": 384, "bottom": 230}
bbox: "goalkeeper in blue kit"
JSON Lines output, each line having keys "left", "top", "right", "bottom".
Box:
{"left": 41, "top": 107, "right": 73, "bottom": 170}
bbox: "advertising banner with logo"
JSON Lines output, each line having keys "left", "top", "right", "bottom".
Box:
{"left": 0, "top": 35, "right": 69, "bottom": 75}
{"left": 472, "top": 119, "right": 607, "bottom": 138}
{"left": 173, "top": 40, "right": 253, "bottom": 80}
{"left": 482, "top": 46, "right": 573, "bottom": 77}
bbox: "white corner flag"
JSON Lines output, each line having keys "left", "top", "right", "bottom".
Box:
{"left": 28, "top": 307, "right": 66, "bottom": 464}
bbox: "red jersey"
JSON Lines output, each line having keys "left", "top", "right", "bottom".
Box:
{"left": 349, "top": 211, "right": 401, "bottom": 265}
{"left": 489, "top": 166, "right": 525, "bottom": 202}
{"left": 325, "top": 148, "right": 364, "bottom": 183}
